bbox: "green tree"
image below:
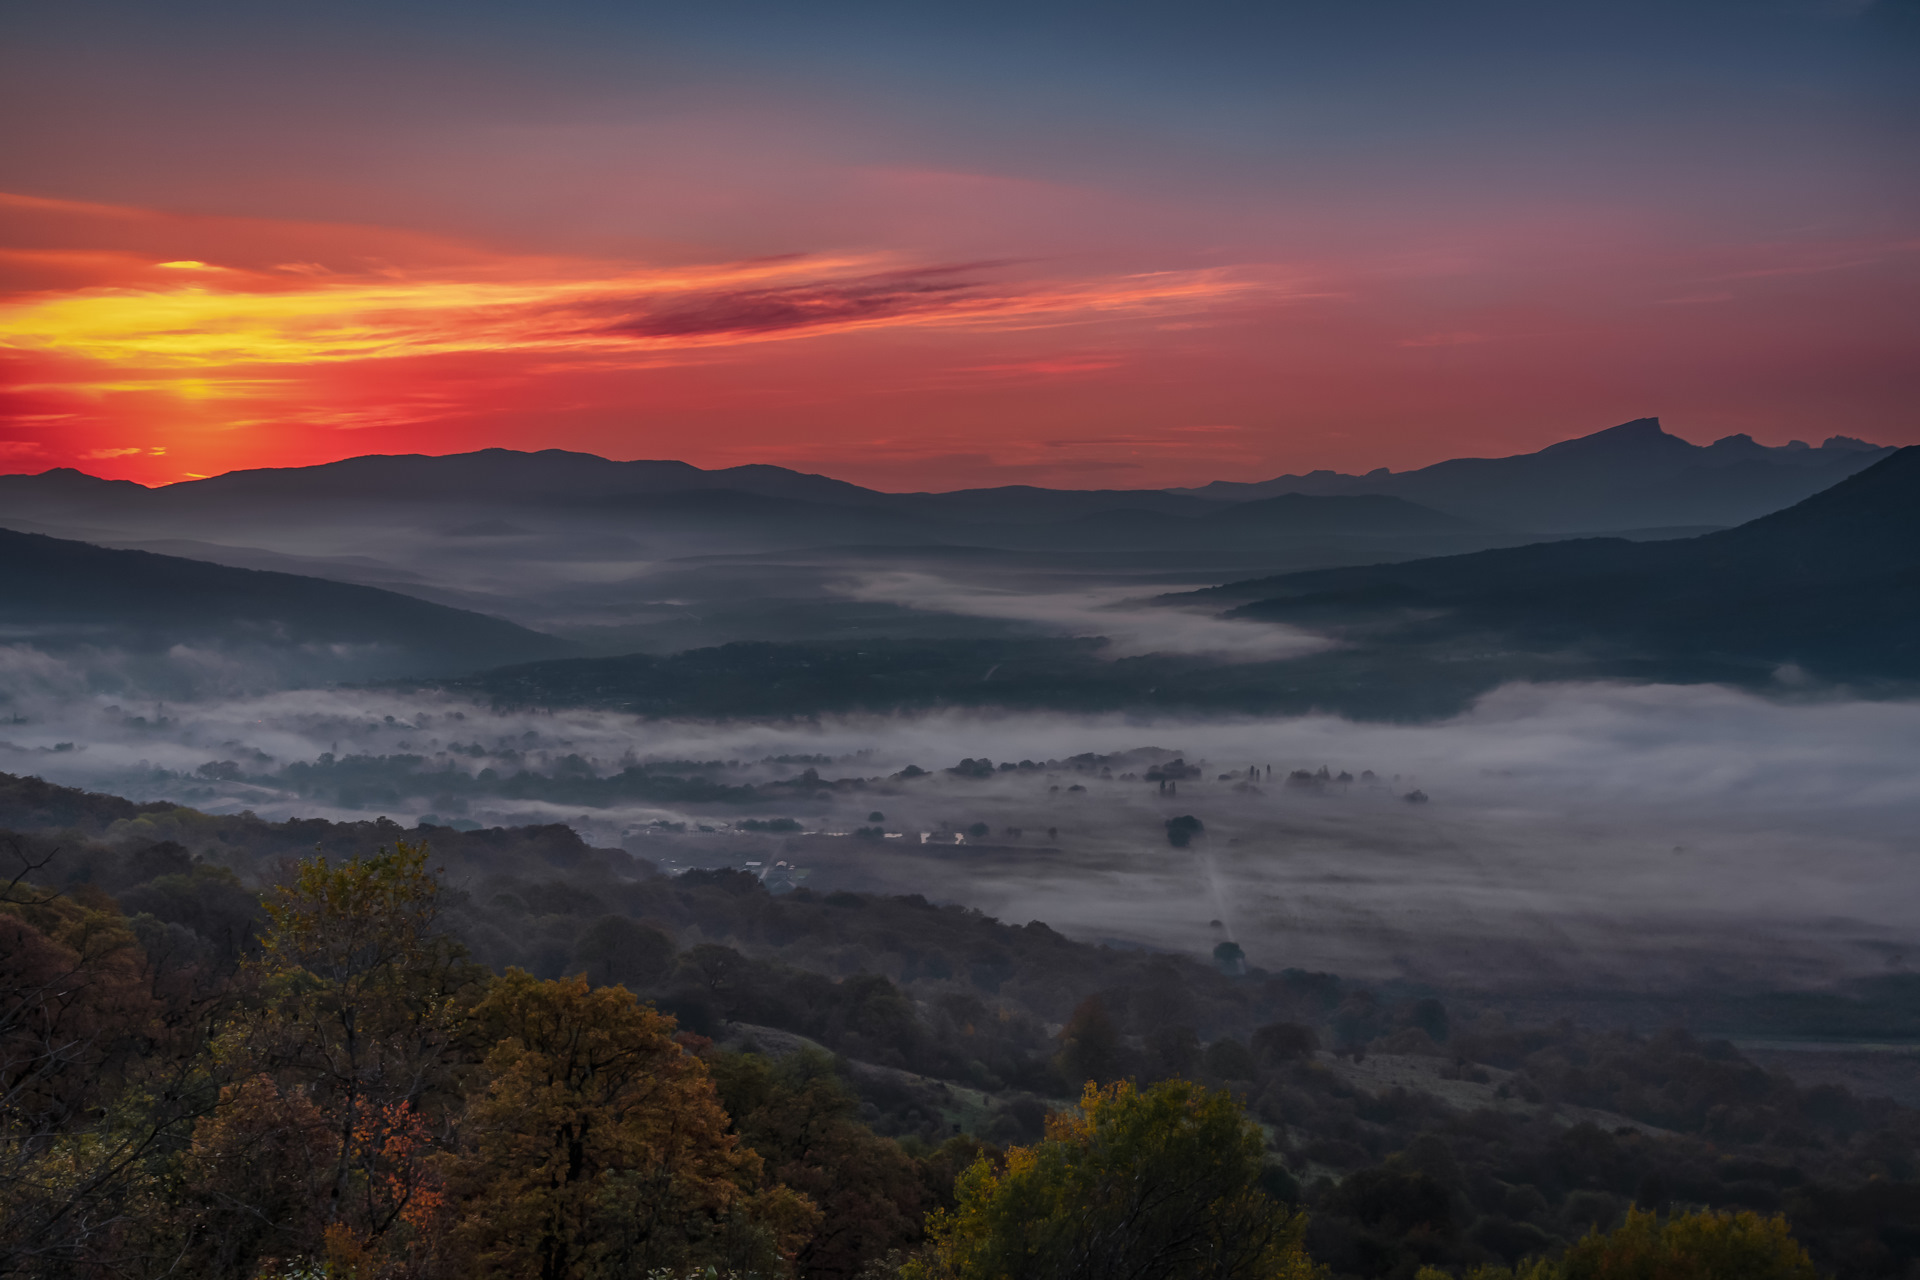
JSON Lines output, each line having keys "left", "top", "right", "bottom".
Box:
{"left": 906, "top": 1079, "right": 1320, "bottom": 1280}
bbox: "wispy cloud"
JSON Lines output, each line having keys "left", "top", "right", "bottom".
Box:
{"left": 0, "top": 198, "right": 1260, "bottom": 373}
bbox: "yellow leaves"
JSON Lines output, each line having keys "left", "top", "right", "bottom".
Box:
{"left": 912, "top": 1078, "right": 1320, "bottom": 1280}
{"left": 1415, "top": 1207, "right": 1824, "bottom": 1280}
{"left": 444, "top": 971, "right": 810, "bottom": 1279}
{"left": 1557, "top": 1205, "right": 1822, "bottom": 1280}
{"left": 258, "top": 840, "right": 444, "bottom": 967}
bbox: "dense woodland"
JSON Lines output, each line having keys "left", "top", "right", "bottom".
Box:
{"left": 3, "top": 770, "right": 1917, "bottom": 1278}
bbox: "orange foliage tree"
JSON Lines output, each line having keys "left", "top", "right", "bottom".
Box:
{"left": 443, "top": 969, "right": 817, "bottom": 1280}
{"left": 203, "top": 840, "right": 478, "bottom": 1276}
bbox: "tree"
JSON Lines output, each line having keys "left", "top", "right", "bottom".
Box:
{"left": 174, "top": 1073, "right": 334, "bottom": 1276}
{"left": 443, "top": 970, "right": 816, "bottom": 1279}
{"left": 568, "top": 914, "right": 676, "bottom": 990}
{"left": 1165, "top": 816, "right": 1203, "bottom": 849}
{"left": 1415, "top": 1206, "right": 1822, "bottom": 1280}
{"left": 906, "top": 1079, "right": 1320, "bottom": 1280}
{"left": 1055, "top": 995, "right": 1126, "bottom": 1087}
{"left": 0, "top": 880, "right": 191, "bottom": 1273}
{"left": 1249, "top": 1023, "right": 1318, "bottom": 1067}
{"left": 1557, "top": 1206, "right": 1820, "bottom": 1280}
{"left": 235, "top": 840, "right": 479, "bottom": 1270}
{"left": 710, "top": 1048, "right": 959, "bottom": 1280}
{"left": 1144, "top": 1025, "right": 1201, "bottom": 1081}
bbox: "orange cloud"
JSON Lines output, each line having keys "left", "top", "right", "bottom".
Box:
{"left": 0, "top": 192, "right": 1293, "bottom": 483}
{"left": 1, "top": 254, "right": 1256, "bottom": 371}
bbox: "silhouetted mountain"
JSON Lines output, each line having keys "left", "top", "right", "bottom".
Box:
{"left": 0, "top": 528, "right": 569, "bottom": 676}
{"left": 0, "top": 450, "right": 1215, "bottom": 525}
{"left": 1211, "top": 447, "right": 1920, "bottom": 681}
{"left": 3, "top": 423, "right": 1886, "bottom": 544}
{"left": 1173, "top": 419, "right": 1894, "bottom": 532}
{"left": 0, "top": 466, "right": 146, "bottom": 505}
{"left": 161, "top": 449, "right": 893, "bottom": 509}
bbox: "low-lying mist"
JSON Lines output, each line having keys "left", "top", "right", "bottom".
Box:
{"left": 834, "top": 570, "right": 1331, "bottom": 660}
{"left": 6, "top": 660, "right": 1916, "bottom": 998}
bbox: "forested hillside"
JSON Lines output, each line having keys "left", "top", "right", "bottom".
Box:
{"left": 3, "top": 772, "right": 1916, "bottom": 1277}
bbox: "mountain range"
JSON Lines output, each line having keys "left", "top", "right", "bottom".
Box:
{"left": 0, "top": 418, "right": 1905, "bottom": 689}
{"left": 424, "top": 446, "right": 1920, "bottom": 720}
{"left": 1172, "top": 418, "right": 1891, "bottom": 532}
{"left": 1202, "top": 445, "right": 1920, "bottom": 683}
{"left": 2, "top": 417, "right": 1887, "bottom": 540}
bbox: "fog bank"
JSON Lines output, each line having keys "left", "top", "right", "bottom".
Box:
{"left": 6, "top": 674, "right": 1915, "bottom": 993}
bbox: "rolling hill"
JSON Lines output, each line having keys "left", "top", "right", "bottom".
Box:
{"left": 0, "top": 528, "right": 570, "bottom": 677}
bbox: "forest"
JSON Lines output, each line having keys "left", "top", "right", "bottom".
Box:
{"left": 3, "top": 769, "right": 1917, "bottom": 1279}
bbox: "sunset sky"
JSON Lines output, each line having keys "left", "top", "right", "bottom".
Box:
{"left": 3, "top": 0, "right": 1916, "bottom": 490}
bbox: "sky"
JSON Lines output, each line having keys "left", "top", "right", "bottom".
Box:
{"left": 2, "top": 0, "right": 1916, "bottom": 490}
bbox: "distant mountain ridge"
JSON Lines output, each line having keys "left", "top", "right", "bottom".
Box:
{"left": 1, "top": 418, "right": 1891, "bottom": 536}
{"left": 1171, "top": 418, "right": 1893, "bottom": 532}
{"left": 0, "top": 450, "right": 1498, "bottom": 557}
{"left": 0, "top": 450, "right": 1219, "bottom": 522}
{"left": 1210, "top": 446, "right": 1920, "bottom": 682}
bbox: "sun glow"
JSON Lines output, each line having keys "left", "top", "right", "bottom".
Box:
{"left": 0, "top": 192, "right": 1278, "bottom": 482}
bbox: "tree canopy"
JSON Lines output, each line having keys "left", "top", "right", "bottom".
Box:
{"left": 907, "top": 1078, "right": 1321, "bottom": 1280}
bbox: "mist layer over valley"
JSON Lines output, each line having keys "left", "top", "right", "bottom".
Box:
{"left": 7, "top": 674, "right": 1915, "bottom": 1000}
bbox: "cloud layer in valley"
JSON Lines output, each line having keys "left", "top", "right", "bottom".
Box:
{"left": 7, "top": 668, "right": 1916, "bottom": 995}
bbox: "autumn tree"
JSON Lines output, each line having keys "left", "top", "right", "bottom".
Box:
{"left": 906, "top": 1078, "right": 1320, "bottom": 1280}
{"left": 173, "top": 1073, "right": 334, "bottom": 1276}
{"left": 1556, "top": 1207, "right": 1821, "bottom": 1280}
{"left": 1416, "top": 1206, "right": 1823, "bottom": 1280}
{"left": 443, "top": 970, "right": 816, "bottom": 1279}
{"left": 213, "top": 840, "right": 479, "bottom": 1273}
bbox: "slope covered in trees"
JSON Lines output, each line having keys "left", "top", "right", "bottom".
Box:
{"left": 2, "top": 772, "right": 1917, "bottom": 1277}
